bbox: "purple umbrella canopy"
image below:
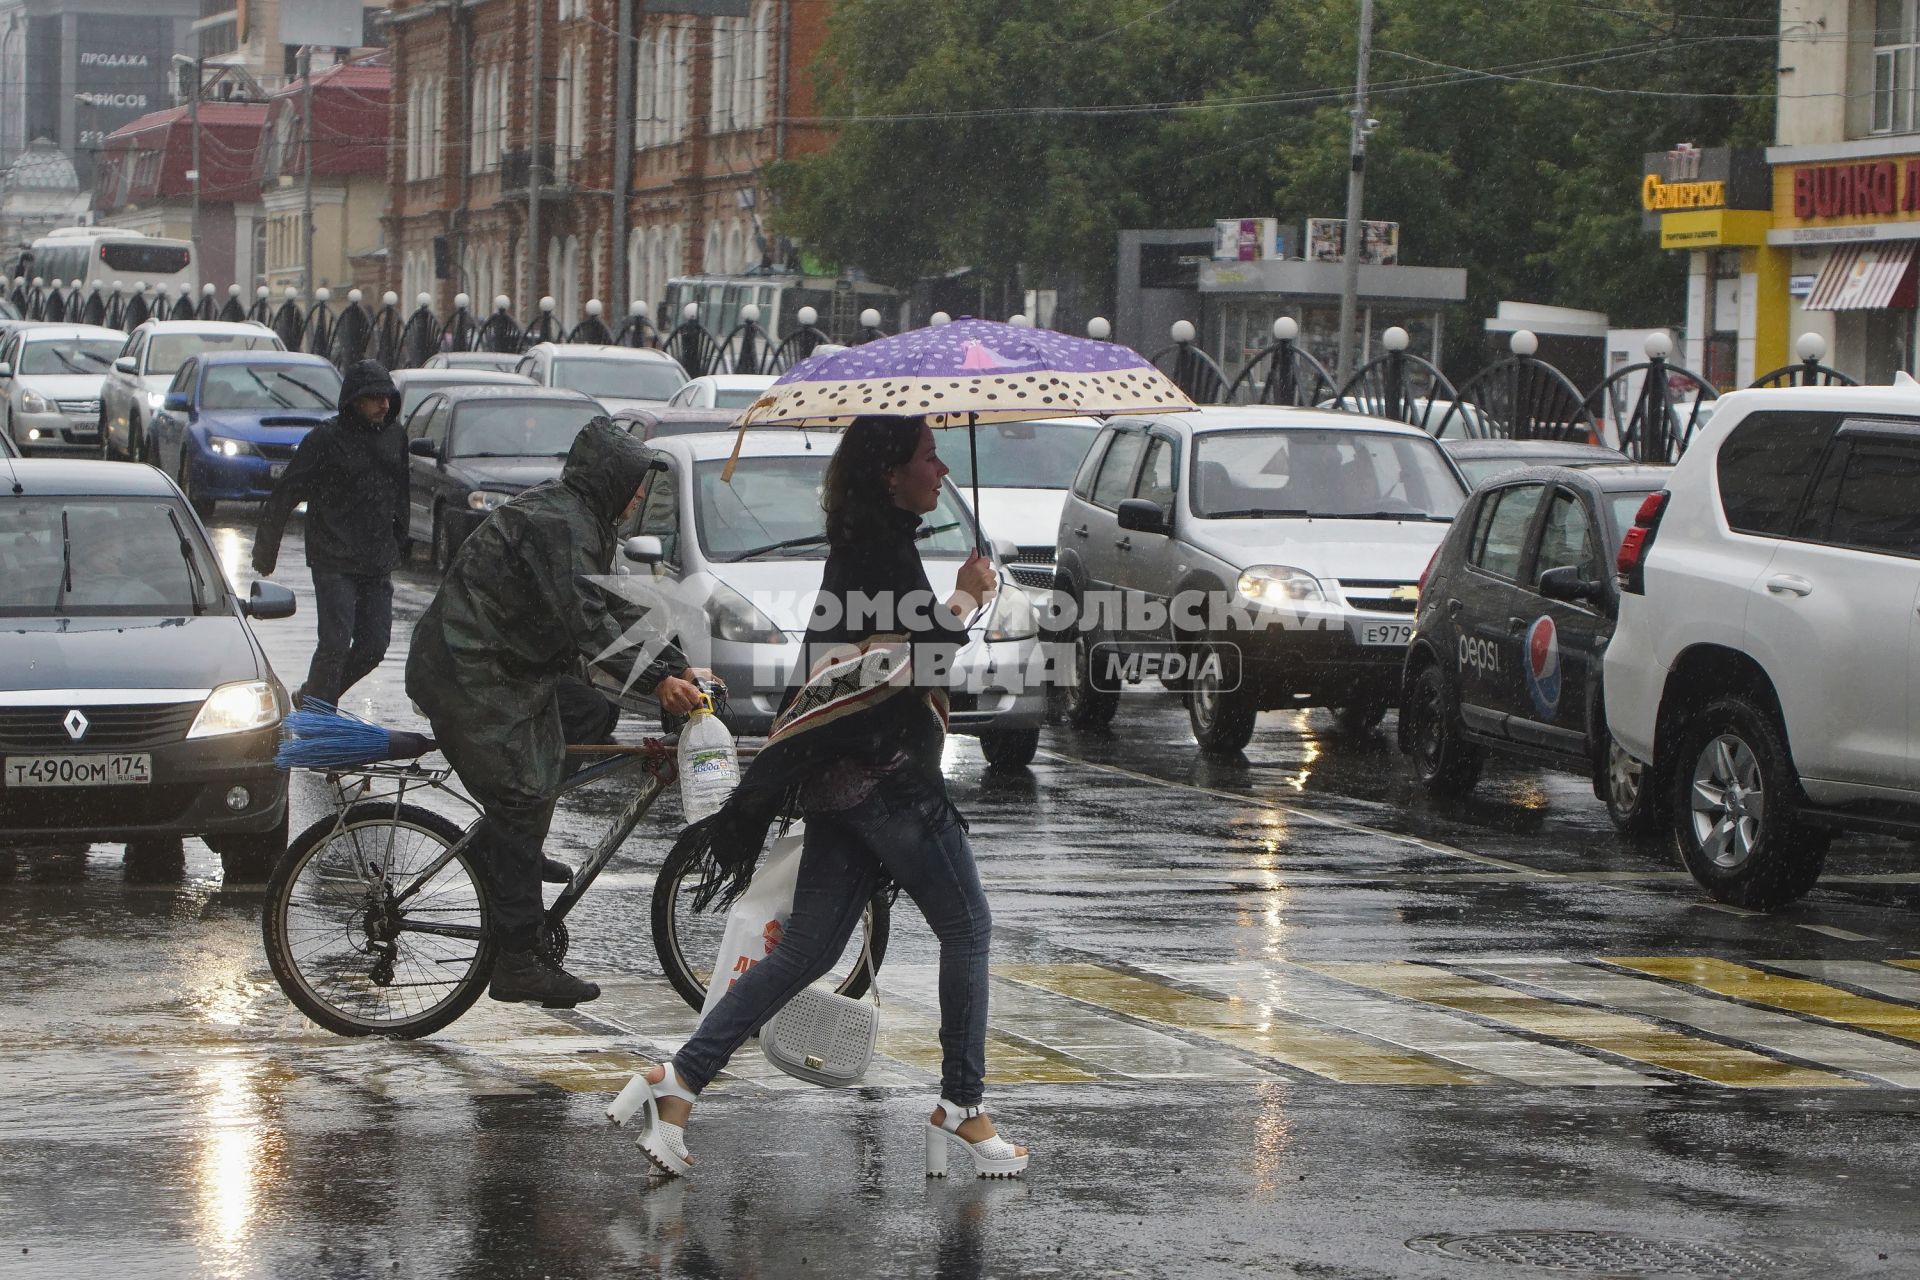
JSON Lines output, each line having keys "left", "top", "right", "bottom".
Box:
{"left": 734, "top": 317, "right": 1193, "bottom": 429}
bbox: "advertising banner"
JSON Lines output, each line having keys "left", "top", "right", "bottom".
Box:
{"left": 1305, "top": 218, "right": 1400, "bottom": 266}
{"left": 70, "top": 15, "right": 171, "bottom": 182}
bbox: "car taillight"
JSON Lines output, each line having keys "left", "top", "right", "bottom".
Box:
{"left": 1418, "top": 547, "right": 1440, "bottom": 593}
{"left": 1616, "top": 490, "right": 1669, "bottom": 595}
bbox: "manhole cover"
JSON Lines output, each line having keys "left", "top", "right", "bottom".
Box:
{"left": 1406, "top": 1231, "right": 1790, "bottom": 1276}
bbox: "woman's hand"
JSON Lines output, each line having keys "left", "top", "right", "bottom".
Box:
{"left": 949, "top": 550, "right": 998, "bottom": 616}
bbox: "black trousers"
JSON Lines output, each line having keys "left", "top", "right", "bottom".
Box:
{"left": 305, "top": 571, "right": 393, "bottom": 706}
{"left": 453, "top": 677, "right": 619, "bottom": 952}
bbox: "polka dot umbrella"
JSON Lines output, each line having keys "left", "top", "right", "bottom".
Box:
{"left": 720, "top": 318, "right": 1195, "bottom": 528}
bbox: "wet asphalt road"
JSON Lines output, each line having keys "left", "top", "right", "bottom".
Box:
{"left": 5, "top": 510, "right": 1920, "bottom": 1279}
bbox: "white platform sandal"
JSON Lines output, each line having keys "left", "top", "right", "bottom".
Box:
{"left": 607, "top": 1064, "right": 696, "bottom": 1178}
{"left": 926, "top": 1099, "right": 1029, "bottom": 1179}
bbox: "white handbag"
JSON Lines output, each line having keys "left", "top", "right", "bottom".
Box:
{"left": 758, "top": 930, "right": 879, "bottom": 1088}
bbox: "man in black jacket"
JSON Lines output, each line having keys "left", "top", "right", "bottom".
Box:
{"left": 253, "top": 359, "right": 408, "bottom": 708}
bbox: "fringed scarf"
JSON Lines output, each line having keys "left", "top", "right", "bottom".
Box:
{"left": 674, "top": 634, "right": 949, "bottom": 911}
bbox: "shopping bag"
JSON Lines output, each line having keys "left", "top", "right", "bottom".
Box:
{"left": 697, "top": 826, "right": 804, "bottom": 1025}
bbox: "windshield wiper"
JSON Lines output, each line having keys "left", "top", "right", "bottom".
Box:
{"left": 724, "top": 532, "right": 828, "bottom": 562}
{"left": 275, "top": 373, "right": 333, "bottom": 407}
{"left": 1336, "top": 511, "right": 1453, "bottom": 522}
{"left": 916, "top": 521, "right": 963, "bottom": 542}
{"left": 52, "top": 508, "right": 72, "bottom": 611}
{"left": 164, "top": 507, "right": 207, "bottom": 615}
{"left": 458, "top": 450, "right": 559, "bottom": 459}
{"left": 1201, "top": 508, "right": 1312, "bottom": 519}
{"left": 246, "top": 369, "right": 293, "bottom": 408}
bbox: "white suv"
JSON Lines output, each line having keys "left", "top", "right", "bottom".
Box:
{"left": 1605, "top": 384, "right": 1920, "bottom": 908}
{"left": 100, "top": 320, "right": 282, "bottom": 462}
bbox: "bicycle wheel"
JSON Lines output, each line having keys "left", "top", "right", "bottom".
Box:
{"left": 650, "top": 844, "right": 891, "bottom": 1012}
{"left": 263, "top": 801, "right": 495, "bottom": 1038}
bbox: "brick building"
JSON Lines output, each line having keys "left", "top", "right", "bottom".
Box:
{"left": 382, "top": 0, "right": 832, "bottom": 325}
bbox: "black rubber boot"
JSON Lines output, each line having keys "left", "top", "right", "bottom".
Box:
{"left": 488, "top": 948, "right": 600, "bottom": 1007}
{"left": 541, "top": 857, "right": 574, "bottom": 884}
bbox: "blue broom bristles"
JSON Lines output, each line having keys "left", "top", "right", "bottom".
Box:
{"left": 276, "top": 699, "right": 438, "bottom": 770}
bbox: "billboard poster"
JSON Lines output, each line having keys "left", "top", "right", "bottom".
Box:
{"left": 71, "top": 15, "right": 171, "bottom": 182}
{"left": 280, "top": 0, "right": 371, "bottom": 50}
{"left": 1212, "top": 218, "right": 1291, "bottom": 262}
{"left": 1305, "top": 217, "right": 1401, "bottom": 267}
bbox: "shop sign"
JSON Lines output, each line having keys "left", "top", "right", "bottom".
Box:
{"left": 1639, "top": 145, "right": 1769, "bottom": 232}
{"left": 1788, "top": 159, "right": 1920, "bottom": 219}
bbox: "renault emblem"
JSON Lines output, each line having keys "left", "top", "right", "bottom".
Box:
{"left": 63, "top": 709, "right": 89, "bottom": 741}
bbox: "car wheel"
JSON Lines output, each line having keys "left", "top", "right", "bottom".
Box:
{"left": 179, "top": 451, "right": 215, "bottom": 521}
{"left": 209, "top": 809, "right": 288, "bottom": 882}
{"left": 1062, "top": 624, "right": 1117, "bottom": 730}
{"left": 1188, "top": 642, "right": 1256, "bottom": 756}
{"left": 1403, "top": 663, "right": 1482, "bottom": 795}
{"left": 977, "top": 727, "right": 1039, "bottom": 769}
{"left": 96, "top": 405, "right": 113, "bottom": 459}
{"left": 128, "top": 415, "right": 146, "bottom": 465}
{"left": 1668, "top": 694, "right": 1830, "bottom": 910}
{"left": 1597, "top": 732, "right": 1661, "bottom": 837}
{"left": 432, "top": 508, "right": 457, "bottom": 574}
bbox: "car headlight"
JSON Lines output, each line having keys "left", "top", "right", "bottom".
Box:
{"left": 19, "top": 389, "right": 48, "bottom": 414}
{"left": 207, "top": 434, "right": 258, "bottom": 458}
{"left": 146, "top": 389, "right": 167, "bottom": 410}
{"left": 187, "top": 680, "right": 281, "bottom": 739}
{"left": 706, "top": 580, "right": 784, "bottom": 644}
{"left": 982, "top": 577, "right": 1037, "bottom": 641}
{"left": 1236, "top": 565, "right": 1325, "bottom": 606}
{"left": 468, "top": 490, "right": 512, "bottom": 512}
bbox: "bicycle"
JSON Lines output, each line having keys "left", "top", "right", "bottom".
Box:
{"left": 261, "top": 727, "right": 890, "bottom": 1039}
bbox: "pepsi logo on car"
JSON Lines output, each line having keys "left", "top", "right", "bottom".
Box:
{"left": 1524, "top": 616, "right": 1562, "bottom": 718}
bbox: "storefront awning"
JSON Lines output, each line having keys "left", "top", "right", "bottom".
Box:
{"left": 1804, "top": 241, "right": 1918, "bottom": 311}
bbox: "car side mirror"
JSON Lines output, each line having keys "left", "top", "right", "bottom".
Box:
{"left": 407, "top": 437, "right": 438, "bottom": 459}
{"left": 622, "top": 534, "right": 665, "bottom": 565}
{"left": 1116, "top": 497, "right": 1171, "bottom": 536}
{"left": 0, "top": 362, "right": 12, "bottom": 379}
{"left": 163, "top": 391, "right": 190, "bottom": 413}
{"left": 113, "top": 356, "right": 136, "bottom": 375}
{"left": 1538, "top": 565, "right": 1604, "bottom": 605}
{"left": 243, "top": 579, "right": 296, "bottom": 620}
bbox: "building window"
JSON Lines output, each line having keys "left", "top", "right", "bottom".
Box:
{"left": 1875, "top": 0, "right": 1920, "bottom": 134}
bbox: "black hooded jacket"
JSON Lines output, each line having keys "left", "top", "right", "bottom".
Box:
{"left": 406, "top": 418, "right": 687, "bottom": 805}
{"left": 253, "top": 360, "right": 409, "bottom": 577}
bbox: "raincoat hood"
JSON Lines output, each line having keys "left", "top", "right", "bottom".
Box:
{"left": 339, "top": 359, "right": 400, "bottom": 430}
{"left": 562, "top": 416, "right": 654, "bottom": 523}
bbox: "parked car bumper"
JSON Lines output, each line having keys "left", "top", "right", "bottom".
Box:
{"left": 185, "top": 448, "right": 289, "bottom": 502}
{"left": 12, "top": 405, "right": 101, "bottom": 453}
{"left": 1228, "top": 606, "right": 1416, "bottom": 705}
{"left": 0, "top": 723, "right": 287, "bottom": 843}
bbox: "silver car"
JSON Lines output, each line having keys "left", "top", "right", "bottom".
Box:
{"left": 0, "top": 323, "right": 123, "bottom": 454}
{"left": 514, "top": 342, "right": 689, "bottom": 416}
{"left": 614, "top": 430, "right": 1049, "bottom": 767}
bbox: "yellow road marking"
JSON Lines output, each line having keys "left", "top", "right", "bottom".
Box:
{"left": 1893, "top": 960, "right": 1920, "bottom": 972}
{"left": 877, "top": 998, "right": 1099, "bottom": 1085}
{"left": 1613, "top": 957, "right": 1920, "bottom": 1046}
{"left": 997, "top": 962, "right": 1480, "bottom": 1085}
{"left": 1304, "top": 962, "right": 1853, "bottom": 1088}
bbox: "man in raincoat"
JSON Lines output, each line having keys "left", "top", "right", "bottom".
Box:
{"left": 407, "top": 417, "right": 703, "bottom": 1006}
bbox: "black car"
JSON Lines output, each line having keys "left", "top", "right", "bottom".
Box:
{"left": 1443, "top": 438, "right": 1628, "bottom": 488}
{"left": 403, "top": 384, "right": 602, "bottom": 571}
{"left": 0, "top": 459, "right": 296, "bottom": 876}
{"left": 1397, "top": 464, "right": 1668, "bottom": 833}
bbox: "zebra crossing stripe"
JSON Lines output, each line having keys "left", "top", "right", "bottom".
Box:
{"left": 996, "top": 962, "right": 1481, "bottom": 1085}
{"left": 1299, "top": 962, "right": 1852, "bottom": 1088}
{"left": 1611, "top": 957, "right": 1920, "bottom": 1046}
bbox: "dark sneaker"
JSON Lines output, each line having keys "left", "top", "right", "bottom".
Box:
{"left": 489, "top": 948, "right": 601, "bottom": 1007}
{"left": 541, "top": 857, "right": 575, "bottom": 885}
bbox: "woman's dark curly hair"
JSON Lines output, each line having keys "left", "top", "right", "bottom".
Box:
{"left": 822, "top": 415, "right": 924, "bottom": 550}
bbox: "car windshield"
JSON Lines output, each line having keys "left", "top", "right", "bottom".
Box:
{"left": 200, "top": 364, "right": 339, "bottom": 411}
{"left": 693, "top": 457, "right": 976, "bottom": 561}
{"left": 435, "top": 354, "right": 518, "bottom": 372}
{"left": 714, "top": 386, "right": 766, "bottom": 408}
{"left": 147, "top": 333, "right": 277, "bottom": 376}
{"left": 1606, "top": 491, "right": 1660, "bottom": 552}
{"left": 451, "top": 402, "right": 593, "bottom": 457}
{"left": 553, "top": 358, "right": 685, "bottom": 401}
{"left": 19, "top": 337, "right": 122, "bottom": 376}
{"left": 941, "top": 419, "right": 1101, "bottom": 490}
{"left": 0, "top": 497, "right": 225, "bottom": 616}
{"left": 1191, "top": 428, "right": 1466, "bottom": 520}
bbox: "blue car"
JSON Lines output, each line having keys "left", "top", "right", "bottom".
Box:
{"left": 149, "top": 352, "right": 341, "bottom": 520}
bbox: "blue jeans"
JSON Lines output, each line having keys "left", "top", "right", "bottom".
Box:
{"left": 673, "top": 775, "right": 993, "bottom": 1106}
{"left": 305, "top": 571, "right": 392, "bottom": 706}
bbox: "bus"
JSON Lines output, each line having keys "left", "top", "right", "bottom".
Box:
{"left": 20, "top": 228, "right": 198, "bottom": 297}
{"left": 662, "top": 273, "right": 904, "bottom": 350}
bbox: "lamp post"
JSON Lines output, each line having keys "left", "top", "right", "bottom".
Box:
{"left": 170, "top": 55, "right": 201, "bottom": 260}
{"left": 1334, "top": 0, "right": 1376, "bottom": 385}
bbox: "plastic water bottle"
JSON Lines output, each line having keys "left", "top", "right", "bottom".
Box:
{"left": 677, "top": 694, "right": 740, "bottom": 822}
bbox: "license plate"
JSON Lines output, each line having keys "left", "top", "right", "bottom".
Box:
{"left": 1354, "top": 621, "right": 1414, "bottom": 647}
{"left": 4, "top": 754, "right": 152, "bottom": 787}
{"left": 269, "top": 463, "right": 287, "bottom": 480}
